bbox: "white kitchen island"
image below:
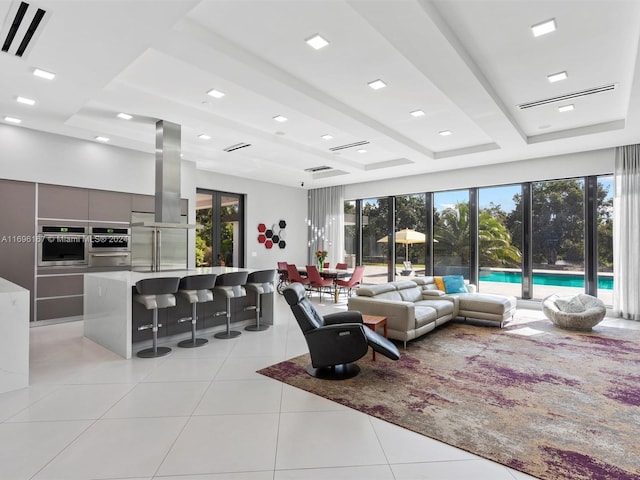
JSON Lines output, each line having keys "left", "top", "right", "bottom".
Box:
{"left": 84, "top": 267, "right": 272, "bottom": 359}
{"left": 0, "top": 277, "right": 29, "bottom": 393}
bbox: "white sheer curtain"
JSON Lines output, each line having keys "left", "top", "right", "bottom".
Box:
{"left": 307, "top": 186, "right": 345, "bottom": 267}
{"left": 613, "top": 145, "right": 640, "bottom": 320}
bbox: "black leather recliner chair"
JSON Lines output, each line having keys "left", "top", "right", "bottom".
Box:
{"left": 283, "top": 283, "right": 400, "bottom": 380}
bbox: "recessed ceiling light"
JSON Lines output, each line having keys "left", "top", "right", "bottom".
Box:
{"left": 321, "top": 134, "right": 333, "bottom": 140}
{"left": 439, "top": 130, "right": 452, "bottom": 136}
{"left": 33, "top": 68, "right": 55, "bottom": 80}
{"left": 16, "top": 96, "right": 35, "bottom": 106}
{"left": 558, "top": 104, "right": 574, "bottom": 113}
{"left": 117, "top": 112, "right": 132, "bottom": 120}
{"left": 207, "top": 89, "right": 225, "bottom": 99}
{"left": 5, "top": 116, "right": 21, "bottom": 124}
{"left": 368, "top": 79, "right": 387, "bottom": 90}
{"left": 305, "top": 34, "right": 329, "bottom": 50}
{"left": 273, "top": 115, "right": 288, "bottom": 122}
{"left": 95, "top": 136, "right": 109, "bottom": 142}
{"left": 198, "top": 134, "right": 211, "bottom": 140}
{"left": 531, "top": 19, "right": 556, "bottom": 37}
{"left": 357, "top": 149, "right": 367, "bottom": 154}
{"left": 547, "top": 71, "right": 568, "bottom": 83}
{"left": 410, "top": 110, "right": 425, "bottom": 117}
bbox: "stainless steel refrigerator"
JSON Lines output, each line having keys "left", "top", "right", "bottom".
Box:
{"left": 131, "top": 212, "right": 188, "bottom": 272}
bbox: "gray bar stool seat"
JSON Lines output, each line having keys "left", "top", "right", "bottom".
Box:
{"left": 244, "top": 269, "right": 276, "bottom": 331}
{"left": 213, "top": 271, "right": 249, "bottom": 339}
{"left": 177, "top": 274, "right": 217, "bottom": 348}
{"left": 134, "top": 277, "right": 180, "bottom": 358}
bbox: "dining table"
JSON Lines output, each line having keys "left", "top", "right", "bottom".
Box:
{"left": 278, "top": 266, "right": 352, "bottom": 303}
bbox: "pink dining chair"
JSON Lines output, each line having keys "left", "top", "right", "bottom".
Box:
{"left": 336, "top": 265, "right": 365, "bottom": 297}
{"left": 306, "top": 265, "right": 334, "bottom": 301}
{"left": 335, "top": 262, "right": 348, "bottom": 270}
{"left": 286, "top": 264, "right": 310, "bottom": 288}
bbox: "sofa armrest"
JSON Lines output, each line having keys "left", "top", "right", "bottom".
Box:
{"left": 348, "top": 296, "right": 416, "bottom": 332}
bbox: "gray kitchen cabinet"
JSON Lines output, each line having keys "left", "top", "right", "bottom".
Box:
{"left": 131, "top": 194, "right": 155, "bottom": 214}
{"left": 89, "top": 190, "right": 131, "bottom": 222}
{"left": 38, "top": 184, "right": 89, "bottom": 220}
{"left": 0, "top": 180, "right": 36, "bottom": 321}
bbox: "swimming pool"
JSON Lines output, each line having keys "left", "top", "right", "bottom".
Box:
{"left": 480, "top": 270, "right": 613, "bottom": 290}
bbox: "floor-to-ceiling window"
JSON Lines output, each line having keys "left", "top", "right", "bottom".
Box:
{"left": 344, "top": 200, "right": 357, "bottom": 269}
{"left": 196, "top": 190, "right": 244, "bottom": 267}
{"left": 345, "top": 173, "right": 614, "bottom": 305}
{"left": 478, "top": 185, "right": 523, "bottom": 296}
{"left": 597, "top": 176, "right": 614, "bottom": 305}
{"left": 395, "top": 194, "right": 427, "bottom": 278}
{"left": 362, "top": 197, "right": 390, "bottom": 284}
{"left": 433, "top": 190, "right": 470, "bottom": 278}
{"left": 531, "top": 179, "right": 585, "bottom": 300}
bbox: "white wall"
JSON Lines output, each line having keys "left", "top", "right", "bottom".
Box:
{"left": 196, "top": 170, "right": 308, "bottom": 270}
{"left": 345, "top": 149, "right": 615, "bottom": 199}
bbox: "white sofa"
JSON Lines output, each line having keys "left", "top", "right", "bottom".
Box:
{"left": 348, "top": 277, "right": 516, "bottom": 347}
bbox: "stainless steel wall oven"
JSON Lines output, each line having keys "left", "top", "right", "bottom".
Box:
{"left": 38, "top": 226, "right": 87, "bottom": 267}
{"left": 88, "top": 227, "right": 131, "bottom": 267}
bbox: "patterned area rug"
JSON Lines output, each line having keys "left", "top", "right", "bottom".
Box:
{"left": 258, "top": 320, "right": 640, "bottom": 480}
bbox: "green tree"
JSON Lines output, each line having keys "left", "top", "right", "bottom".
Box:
{"left": 433, "top": 202, "right": 520, "bottom": 268}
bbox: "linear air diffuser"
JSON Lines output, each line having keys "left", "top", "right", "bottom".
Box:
{"left": 304, "top": 165, "right": 332, "bottom": 173}
{"left": 1, "top": 1, "right": 48, "bottom": 58}
{"left": 223, "top": 143, "right": 251, "bottom": 152}
{"left": 517, "top": 84, "right": 617, "bottom": 109}
{"left": 329, "top": 141, "right": 369, "bottom": 152}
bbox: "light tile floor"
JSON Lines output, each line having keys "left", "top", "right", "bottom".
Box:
{"left": 3, "top": 294, "right": 636, "bottom": 480}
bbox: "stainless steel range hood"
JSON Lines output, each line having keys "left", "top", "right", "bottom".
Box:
{"left": 131, "top": 120, "right": 199, "bottom": 229}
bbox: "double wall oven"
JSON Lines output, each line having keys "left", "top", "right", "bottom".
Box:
{"left": 38, "top": 225, "right": 131, "bottom": 268}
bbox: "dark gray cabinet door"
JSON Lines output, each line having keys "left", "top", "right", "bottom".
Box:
{"left": 0, "top": 180, "right": 36, "bottom": 320}
{"left": 89, "top": 190, "right": 131, "bottom": 222}
{"left": 38, "top": 184, "right": 89, "bottom": 220}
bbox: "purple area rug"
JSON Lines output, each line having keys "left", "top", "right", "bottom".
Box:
{"left": 258, "top": 320, "right": 640, "bottom": 480}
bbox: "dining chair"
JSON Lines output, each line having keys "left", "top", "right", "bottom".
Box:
{"left": 306, "top": 264, "right": 334, "bottom": 301}
{"left": 286, "top": 263, "right": 311, "bottom": 288}
{"left": 323, "top": 262, "right": 330, "bottom": 269}
{"left": 336, "top": 265, "right": 365, "bottom": 297}
{"left": 335, "top": 262, "right": 348, "bottom": 270}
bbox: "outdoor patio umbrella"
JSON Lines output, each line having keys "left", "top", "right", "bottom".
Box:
{"left": 377, "top": 228, "right": 427, "bottom": 259}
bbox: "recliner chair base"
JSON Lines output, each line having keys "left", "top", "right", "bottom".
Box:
{"left": 306, "top": 363, "right": 360, "bottom": 380}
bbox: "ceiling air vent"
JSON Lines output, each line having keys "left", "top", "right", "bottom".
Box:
{"left": 1, "top": 1, "right": 48, "bottom": 58}
{"left": 517, "top": 84, "right": 617, "bottom": 109}
{"left": 304, "top": 165, "right": 332, "bottom": 173}
{"left": 329, "top": 140, "right": 369, "bottom": 152}
{"left": 223, "top": 142, "right": 251, "bottom": 152}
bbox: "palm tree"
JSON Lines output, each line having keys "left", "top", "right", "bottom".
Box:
{"left": 435, "top": 202, "right": 521, "bottom": 268}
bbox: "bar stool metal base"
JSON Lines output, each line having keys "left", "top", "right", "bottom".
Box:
{"left": 214, "top": 330, "right": 241, "bottom": 339}
{"left": 178, "top": 338, "right": 208, "bottom": 348}
{"left": 245, "top": 324, "right": 269, "bottom": 331}
{"left": 137, "top": 346, "right": 172, "bottom": 358}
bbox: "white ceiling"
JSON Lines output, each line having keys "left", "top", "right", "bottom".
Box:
{"left": 1, "top": 0, "right": 639, "bottom": 189}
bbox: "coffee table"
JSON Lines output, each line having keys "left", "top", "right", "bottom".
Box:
{"left": 361, "top": 314, "right": 387, "bottom": 361}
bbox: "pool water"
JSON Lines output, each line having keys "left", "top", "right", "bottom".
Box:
{"left": 480, "top": 270, "right": 613, "bottom": 290}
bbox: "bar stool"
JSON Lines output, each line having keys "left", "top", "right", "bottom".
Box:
{"left": 177, "top": 274, "right": 217, "bottom": 348}
{"left": 244, "top": 269, "right": 276, "bottom": 331}
{"left": 213, "top": 271, "right": 249, "bottom": 339}
{"left": 133, "top": 277, "right": 181, "bottom": 358}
